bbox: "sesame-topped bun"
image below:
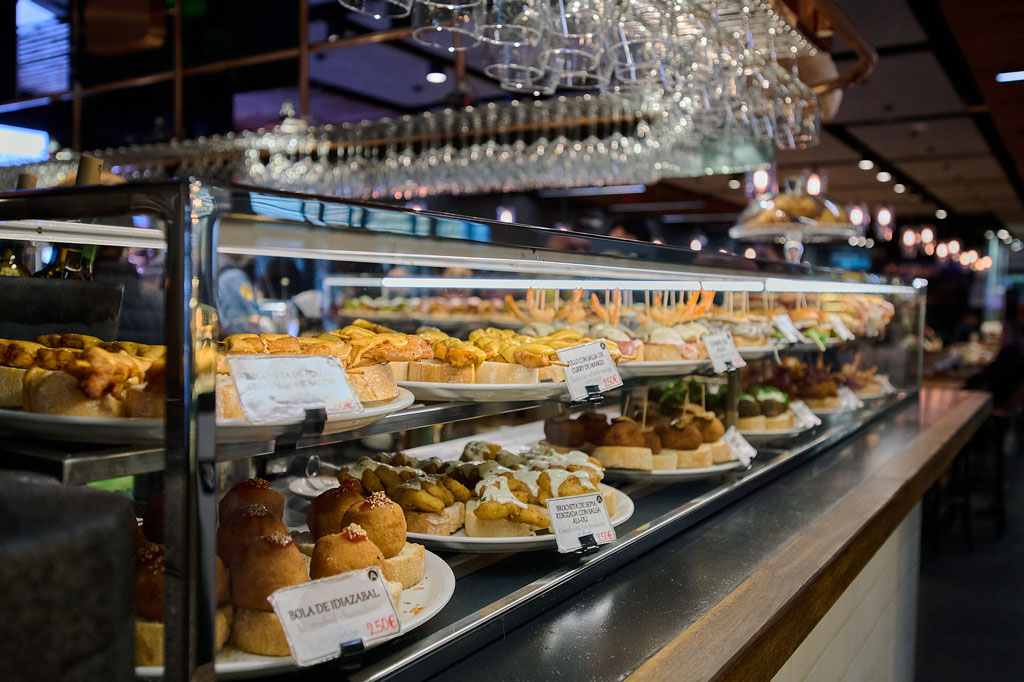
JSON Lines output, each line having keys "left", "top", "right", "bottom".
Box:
{"left": 341, "top": 492, "right": 407, "bottom": 559}
{"left": 134, "top": 542, "right": 166, "bottom": 621}
{"left": 309, "top": 523, "right": 384, "bottom": 579}
{"left": 307, "top": 480, "right": 365, "bottom": 540}
{"left": 229, "top": 532, "right": 308, "bottom": 612}
{"left": 219, "top": 478, "right": 284, "bottom": 522}
{"left": 216, "top": 504, "right": 287, "bottom": 566}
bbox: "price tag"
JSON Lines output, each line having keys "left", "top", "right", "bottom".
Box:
{"left": 226, "top": 355, "right": 363, "bottom": 425}
{"left": 721, "top": 426, "right": 757, "bottom": 466}
{"left": 876, "top": 375, "right": 896, "bottom": 395}
{"left": 268, "top": 567, "right": 400, "bottom": 667}
{"left": 556, "top": 340, "right": 623, "bottom": 402}
{"left": 772, "top": 314, "right": 807, "bottom": 344}
{"left": 703, "top": 332, "right": 747, "bottom": 374}
{"left": 546, "top": 492, "right": 616, "bottom": 553}
{"left": 829, "top": 314, "right": 856, "bottom": 341}
{"left": 837, "top": 386, "right": 865, "bottom": 409}
{"left": 789, "top": 400, "right": 822, "bottom": 427}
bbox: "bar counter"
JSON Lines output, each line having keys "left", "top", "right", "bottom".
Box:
{"left": 425, "top": 388, "right": 991, "bottom": 682}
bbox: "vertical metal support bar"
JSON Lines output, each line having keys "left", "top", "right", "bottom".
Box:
{"left": 725, "top": 371, "right": 739, "bottom": 429}
{"left": 164, "top": 181, "right": 218, "bottom": 682}
{"left": 916, "top": 290, "right": 926, "bottom": 391}
{"left": 299, "top": 0, "right": 310, "bottom": 120}
{"left": 71, "top": 0, "right": 82, "bottom": 151}
{"left": 173, "top": 0, "right": 184, "bottom": 139}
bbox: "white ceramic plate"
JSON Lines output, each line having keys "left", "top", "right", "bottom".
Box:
{"left": 406, "top": 486, "right": 634, "bottom": 554}
{"left": 740, "top": 424, "right": 815, "bottom": 443}
{"left": 0, "top": 389, "right": 415, "bottom": 445}
{"left": 397, "top": 380, "right": 569, "bottom": 402}
{"left": 617, "top": 359, "right": 710, "bottom": 378}
{"left": 737, "top": 345, "right": 777, "bottom": 359}
{"left": 601, "top": 460, "right": 744, "bottom": 483}
{"left": 135, "top": 550, "right": 454, "bottom": 680}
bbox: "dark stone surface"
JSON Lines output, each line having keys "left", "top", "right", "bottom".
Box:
{"left": 0, "top": 471, "right": 136, "bottom": 682}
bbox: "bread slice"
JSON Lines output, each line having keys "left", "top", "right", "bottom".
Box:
{"left": 136, "top": 605, "right": 232, "bottom": 666}
{"left": 346, "top": 362, "right": 399, "bottom": 405}
{"left": 670, "top": 444, "right": 712, "bottom": 468}
{"left": 408, "top": 359, "right": 475, "bottom": 384}
{"left": 597, "top": 483, "right": 618, "bottom": 517}
{"left": 216, "top": 374, "right": 244, "bottom": 419}
{"left": 22, "top": 367, "right": 125, "bottom": 417}
{"left": 386, "top": 580, "right": 403, "bottom": 606}
{"left": 474, "top": 361, "right": 538, "bottom": 384}
{"left": 765, "top": 411, "right": 795, "bottom": 429}
{"left": 805, "top": 395, "right": 842, "bottom": 410}
{"left": 737, "top": 415, "right": 766, "bottom": 431}
{"left": 732, "top": 335, "right": 767, "bottom": 348}
{"left": 538, "top": 365, "right": 565, "bottom": 383}
{"left": 382, "top": 542, "right": 425, "bottom": 588}
{"left": 651, "top": 452, "right": 677, "bottom": 470}
{"left": 126, "top": 385, "right": 164, "bottom": 418}
{"left": 388, "top": 361, "right": 410, "bottom": 381}
{"left": 463, "top": 499, "right": 543, "bottom": 537}
{"left": 592, "top": 446, "right": 654, "bottom": 471}
{"left": 0, "top": 365, "right": 26, "bottom": 407}
{"left": 708, "top": 440, "right": 732, "bottom": 464}
{"left": 643, "top": 344, "right": 685, "bottom": 362}
{"left": 231, "top": 607, "right": 290, "bottom": 657}
{"left": 405, "top": 502, "right": 464, "bottom": 536}
{"left": 290, "top": 530, "right": 316, "bottom": 557}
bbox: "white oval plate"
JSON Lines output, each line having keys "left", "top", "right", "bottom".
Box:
{"left": 406, "top": 486, "right": 633, "bottom": 554}
{"left": 135, "top": 550, "right": 454, "bottom": 680}
{"left": 601, "top": 460, "right": 744, "bottom": 483}
{"left": 397, "top": 380, "right": 569, "bottom": 402}
{"left": 617, "top": 359, "right": 710, "bottom": 378}
{"left": 737, "top": 345, "right": 777, "bottom": 359}
{"left": 740, "top": 424, "right": 815, "bottom": 443}
{"left": 0, "top": 388, "right": 414, "bottom": 445}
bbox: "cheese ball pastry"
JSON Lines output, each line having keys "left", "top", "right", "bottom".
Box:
{"left": 219, "top": 478, "right": 284, "bottom": 522}
{"left": 657, "top": 422, "right": 704, "bottom": 450}
{"left": 341, "top": 491, "right": 407, "bottom": 559}
{"left": 307, "top": 479, "right": 365, "bottom": 540}
{"left": 216, "top": 503, "right": 288, "bottom": 565}
{"left": 309, "top": 523, "right": 384, "bottom": 579}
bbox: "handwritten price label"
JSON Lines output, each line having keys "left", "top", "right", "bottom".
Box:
{"left": 226, "top": 355, "right": 364, "bottom": 425}
{"left": 722, "top": 426, "right": 757, "bottom": 466}
{"left": 704, "top": 332, "right": 747, "bottom": 374}
{"left": 789, "top": 400, "right": 822, "bottom": 428}
{"left": 268, "top": 567, "right": 400, "bottom": 666}
{"left": 557, "top": 340, "right": 623, "bottom": 402}
{"left": 546, "top": 492, "right": 617, "bottom": 553}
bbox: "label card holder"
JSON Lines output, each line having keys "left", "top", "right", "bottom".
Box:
{"left": 704, "top": 332, "right": 747, "bottom": 374}
{"left": 837, "top": 386, "right": 865, "bottom": 409}
{"left": 556, "top": 340, "right": 623, "bottom": 402}
{"left": 789, "top": 400, "right": 822, "bottom": 428}
{"left": 546, "top": 492, "right": 616, "bottom": 554}
{"left": 226, "top": 355, "right": 363, "bottom": 425}
{"left": 829, "top": 314, "right": 856, "bottom": 341}
{"left": 722, "top": 426, "right": 757, "bottom": 466}
{"left": 772, "top": 314, "right": 807, "bottom": 344}
{"left": 876, "top": 375, "right": 896, "bottom": 395}
{"left": 268, "top": 567, "right": 400, "bottom": 667}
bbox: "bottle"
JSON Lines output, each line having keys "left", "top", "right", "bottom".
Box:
{"left": 34, "top": 156, "right": 102, "bottom": 280}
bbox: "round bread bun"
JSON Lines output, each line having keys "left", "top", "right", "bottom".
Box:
{"left": 219, "top": 478, "right": 284, "bottom": 522}
{"left": 142, "top": 491, "right": 165, "bottom": 543}
{"left": 307, "top": 481, "right": 365, "bottom": 540}
{"left": 658, "top": 423, "right": 703, "bottom": 451}
{"left": 697, "top": 415, "right": 725, "bottom": 443}
{"left": 309, "top": 524, "right": 384, "bottom": 579}
{"left": 22, "top": 367, "right": 125, "bottom": 417}
{"left": 346, "top": 363, "right": 399, "bottom": 405}
{"left": 134, "top": 542, "right": 166, "bottom": 621}
{"left": 216, "top": 504, "right": 288, "bottom": 566}
{"left": 126, "top": 385, "right": 164, "bottom": 418}
{"left": 229, "top": 532, "right": 308, "bottom": 612}
{"left": 341, "top": 492, "right": 407, "bottom": 559}
{"left": 230, "top": 607, "right": 290, "bottom": 657}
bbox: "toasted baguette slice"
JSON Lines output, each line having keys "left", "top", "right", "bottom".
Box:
{"left": 464, "top": 499, "right": 543, "bottom": 537}
{"left": 597, "top": 483, "right": 618, "bottom": 517}
{"left": 126, "top": 385, "right": 164, "bottom": 418}
{"left": 386, "top": 580, "right": 403, "bottom": 606}
{"left": 708, "top": 440, "right": 732, "bottom": 464}
{"left": 668, "top": 444, "right": 712, "bottom": 469}
{"left": 405, "top": 502, "right": 464, "bottom": 536}
{"left": 0, "top": 365, "right": 26, "bottom": 407}
{"left": 22, "top": 367, "right": 125, "bottom": 417}
{"left": 382, "top": 542, "right": 425, "bottom": 588}
{"left": 347, "top": 362, "right": 399, "bottom": 405}
{"left": 231, "top": 607, "right": 290, "bottom": 657}
{"left": 592, "top": 445, "right": 654, "bottom": 471}
{"left": 538, "top": 365, "right": 565, "bottom": 382}
{"left": 474, "top": 361, "right": 538, "bottom": 384}
{"left": 651, "top": 452, "right": 678, "bottom": 470}
{"left": 765, "top": 411, "right": 795, "bottom": 429}
{"left": 805, "top": 395, "right": 842, "bottom": 410}
{"left": 388, "top": 361, "right": 410, "bottom": 382}
{"left": 737, "top": 415, "right": 766, "bottom": 431}
{"left": 408, "top": 359, "right": 475, "bottom": 383}
{"left": 137, "top": 605, "right": 232, "bottom": 667}
{"left": 216, "top": 374, "right": 244, "bottom": 419}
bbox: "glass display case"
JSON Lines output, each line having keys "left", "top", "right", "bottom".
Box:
{"left": 0, "top": 180, "right": 925, "bottom": 681}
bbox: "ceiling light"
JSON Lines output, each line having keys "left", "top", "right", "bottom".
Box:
{"left": 727, "top": 178, "right": 741, "bottom": 190}
{"left": 858, "top": 158, "right": 875, "bottom": 171}
{"left": 876, "top": 207, "right": 893, "bottom": 227}
{"left": 948, "top": 239, "right": 961, "bottom": 254}
{"left": 997, "top": 229, "right": 1009, "bottom": 240}
{"left": 690, "top": 238, "right": 702, "bottom": 251}
{"left": 876, "top": 171, "right": 892, "bottom": 183}
{"left": 1013, "top": 239, "right": 1023, "bottom": 252}
{"left": 752, "top": 168, "right": 771, "bottom": 194}
{"left": 996, "top": 70, "right": 1024, "bottom": 83}
{"left": 849, "top": 206, "right": 864, "bottom": 225}
{"left": 805, "top": 171, "right": 822, "bottom": 196}
{"left": 744, "top": 247, "right": 756, "bottom": 259}
{"left": 848, "top": 236, "right": 858, "bottom": 246}
{"left": 496, "top": 206, "right": 515, "bottom": 223}
{"left": 902, "top": 230, "right": 915, "bottom": 247}
{"left": 936, "top": 243, "right": 949, "bottom": 258}
{"left": 935, "top": 209, "right": 948, "bottom": 219}
{"left": 426, "top": 70, "right": 447, "bottom": 84}
{"left": 893, "top": 183, "right": 906, "bottom": 194}
{"left": 984, "top": 230, "right": 995, "bottom": 240}
{"left": 921, "top": 227, "right": 934, "bottom": 243}
{"left": 856, "top": 236, "right": 867, "bottom": 247}
{"left": 924, "top": 242, "right": 934, "bottom": 255}
{"left": 866, "top": 238, "right": 874, "bottom": 248}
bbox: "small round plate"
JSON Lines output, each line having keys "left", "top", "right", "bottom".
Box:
{"left": 617, "top": 359, "right": 710, "bottom": 378}
{"left": 601, "top": 460, "right": 744, "bottom": 483}
{"left": 397, "top": 380, "right": 569, "bottom": 402}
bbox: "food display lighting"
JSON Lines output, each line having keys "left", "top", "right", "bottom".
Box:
{"left": 744, "top": 247, "right": 757, "bottom": 259}
{"left": 893, "top": 183, "right": 906, "bottom": 194}
{"left": 924, "top": 242, "right": 935, "bottom": 256}
{"left": 921, "top": 227, "right": 934, "bottom": 243}
{"left": 727, "top": 178, "right": 742, "bottom": 190}
{"left": 858, "top": 158, "right": 875, "bottom": 171}
{"left": 997, "top": 229, "right": 1009, "bottom": 240}
{"left": 805, "top": 172, "right": 822, "bottom": 196}
{"left": 876, "top": 207, "right": 893, "bottom": 227}
{"left": 936, "top": 243, "right": 949, "bottom": 258}
{"left": 752, "top": 168, "right": 771, "bottom": 194}
{"left": 935, "top": 209, "right": 948, "bottom": 219}
{"left": 948, "top": 240, "right": 961, "bottom": 254}
{"left": 849, "top": 205, "right": 865, "bottom": 226}
{"left": 876, "top": 171, "right": 892, "bottom": 183}
{"left": 902, "top": 230, "right": 916, "bottom": 247}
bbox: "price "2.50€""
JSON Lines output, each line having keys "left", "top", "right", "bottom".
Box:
{"left": 366, "top": 614, "right": 398, "bottom": 637}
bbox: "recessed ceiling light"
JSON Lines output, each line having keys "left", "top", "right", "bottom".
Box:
{"left": 995, "top": 70, "right": 1024, "bottom": 83}
{"left": 426, "top": 71, "right": 448, "bottom": 84}
{"left": 893, "top": 183, "right": 906, "bottom": 194}
{"left": 935, "top": 209, "right": 948, "bottom": 219}
{"left": 984, "top": 230, "right": 995, "bottom": 240}
{"left": 997, "top": 229, "right": 1009, "bottom": 240}
{"left": 857, "top": 159, "right": 874, "bottom": 171}
{"left": 727, "top": 178, "right": 741, "bottom": 189}
{"left": 876, "top": 171, "right": 892, "bottom": 183}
